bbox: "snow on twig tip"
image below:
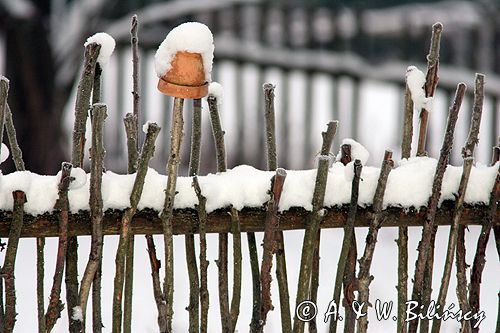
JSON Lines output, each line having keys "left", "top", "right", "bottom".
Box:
{"left": 208, "top": 82, "right": 224, "bottom": 105}
{"left": 84, "top": 32, "right": 116, "bottom": 66}
{"left": 154, "top": 22, "right": 214, "bottom": 81}
{"left": 335, "top": 138, "right": 370, "bottom": 165}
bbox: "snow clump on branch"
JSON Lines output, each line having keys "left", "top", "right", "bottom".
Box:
{"left": 208, "top": 81, "right": 224, "bottom": 105}
{"left": 71, "top": 306, "right": 83, "bottom": 322}
{"left": 154, "top": 22, "right": 214, "bottom": 81}
{"left": 406, "top": 65, "right": 433, "bottom": 112}
{"left": 0, "top": 143, "right": 9, "bottom": 164}
{"left": 84, "top": 32, "right": 116, "bottom": 66}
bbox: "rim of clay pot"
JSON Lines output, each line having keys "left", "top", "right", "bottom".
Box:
{"left": 158, "top": 77, "right": 209, "bottom": 99}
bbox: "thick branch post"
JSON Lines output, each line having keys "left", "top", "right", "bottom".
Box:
{"left": 78, "top": 103, "right": 106, "bottom": 326}
{"left": 357, "top": 151, "right": 394, "bottom": 333}
{"left": 160, "top": 97, "right": 184, "bottom": 332}
{"left": 186, "top": 98, "right": 201, "bottom": 333}
{"left": 112, "top": 123, "right": 160, "bottom": 333}
{"left": 408, "top": 83, "right": 465, "bottom": 333}
{"left": 263, "top": 82, "right": 292, "bottom": 333}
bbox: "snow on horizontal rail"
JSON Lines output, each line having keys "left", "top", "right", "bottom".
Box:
{"left": 0, "top": 158, "right": 496, "bottom": 216}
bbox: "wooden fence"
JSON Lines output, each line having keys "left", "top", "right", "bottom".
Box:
{"left": 0, "top": 11, "right": 498, "bottom": 333}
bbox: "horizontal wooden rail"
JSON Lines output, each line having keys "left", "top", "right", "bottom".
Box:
{"left": 0, "top": 203, "right": 496, "bottom": 238}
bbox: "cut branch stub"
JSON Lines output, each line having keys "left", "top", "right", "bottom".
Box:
{"left": 158, "top": 52, "right": 208, "bottom": 99}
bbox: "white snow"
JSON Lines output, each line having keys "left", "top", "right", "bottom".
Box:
{"left": 335, "top": 138, "right": 370, "bottom": 165}
{"left": 84, "top": 32, "right": 116, "bottom": 66}
{"left": 406, "top": 65, "right": 432, "bottom": 111}
{"left": 154, "top": 22, "right": 214, "bottom": 81}
{"left": 208, "top": 81, "right": 224, "bottom": 104}
{"left": 0, "top": 161, "right": 496, "bottom": 216}
{"left": 71, "top": 306, "right": 83, "bottom": 322}
{"left": 142, "top": 121, "right": 156, "bottom": 134}
{"left": 0, "top": 143, "right": 9, "bottom": 164}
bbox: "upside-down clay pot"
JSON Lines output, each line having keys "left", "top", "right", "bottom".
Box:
{"left": 157, "top": 51, "right": 209, "bottom": 99}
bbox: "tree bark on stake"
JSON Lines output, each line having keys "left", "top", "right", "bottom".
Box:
{"left": 146, "top": 234, "right": 167, "bottom": 331}
{"left": 310, "top": 121, "right": 338, "bottom": 333}
{"left": 160, "top": 97, "right": 184, "bottom": 332}
{"left": 431, "top": 73, "right": 484, "bottom": 333}
{"left": 332, "top": 143, "right": 358, "bottom": 333}
{"left": 263, "top": 83, "right": 292, "bottom": 333}
{"left": 192, "top": 177, "right": 209, "bottom": 333}
{"left": 260, "top": 169, "right": 287, "bottom": 329}
{"left": 357, "top": 151, "right": 394, "bottom": 333}
{"left": 329, "top": 159, "right": 362, "bottom": 333}
{"left": 68, "top": 42, "right": 101, "bottom": 333}
{"left": 398, "top": 83, "right": 413, "bottom": 333}
{"left": 455, "top": 226, "right": 471, "bottom": 333}
{"left": 91, "top": 62, "right": 103, "bottom": 333}
{"left": 417, "top": 22, "right": 442, "bottom": 157}
{"left": 2, "top": 190, "right": 26, "bottom": 333}
{"left": 293, "top": 121, "right": 337, "bottom": 333}
{"left": 5, "top": 105, "right": 25, "bottom": 172}
{"left": 124, "top": 16, "right": 141, "bottom": 333}
{"left": 407, "top": 83, "right": 465, "bottom": 333}
{"left": 492, "top": 145, "right": 500, "bottom": 260}
{"left": 77, "top": 103, "right": 106, "bottom": 329}
{"left": 112, "top": 122, "right": 160, "bottom": 333}
{"left": 207, "top": 95, "right": 241, "bottom": 332}
{"left": 45, "top": 163, "right": 73, "bottom": 332}
{"left": 418, "top": 25, "right": 443, "bottom": 331}
{"left": 186, "top": 98, "right": 201, "bottom": 333}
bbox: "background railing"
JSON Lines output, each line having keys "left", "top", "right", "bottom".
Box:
{"left": 68, "top": 0, "right": 499, "bottom": 173}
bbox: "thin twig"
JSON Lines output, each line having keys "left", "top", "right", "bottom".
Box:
{"left": 5, "top": 105, "right": 25, "bottom": 171}
{"left": 431, "top": 73, "right": 484, "bottom": 333}
{"left": 311, "top": 121, "right": 338, "bottom": 333}
{"left": 357, "top": 151, "right": 394, "bottom": 333}
{"left": 112, "top": 122, "right": 160, "bottom": 333}
{"left": 193, "top": 176, "right": 209, "bottom": 333}
{"left": 260, "top": 169, "right": 287, "bottom": 327}
{"left": 417, "top": 22, "right": 442, "bottom": 156}
{"left": 186, "top": 98, "right": 201, "bottom": 333}
{"left": 0, "top": 77, "right": 9, "bottom": 159}
{"left": 229, "top": 207, "right": 242, "bottom": 333}
{"left": 408, "top": 83, "right": 465, "bottom": 333}
{"left": 468, "top": 169, "right": 498, "bottom": 331}
{"left": 37, "top": 237, "right": 45, "bottom": 333}
{"left": 2, "top": 191, "right": 26, "bottom": 333}
{"left": 329, "top": 160, "right": 363, "bottom": 333}
{"left": 160, "top": 97, "right": 184, "bottom": 332}
{"left": 146, "top": 234, "right": 167, "bottom": 331}
{"left": 123, "top": 114, "right": 139, "bottom": 333}
{"left": 294, "top": 122, "right": 337, "bottom": 333}
{"left": 398, "top": 81, "right": 413, "bottom": 333}
{"left": 207, "top": 94, "right": 235, "bottom": 332}
{"left": 45, "top": 163, "right": 73, "bottom": 332}
{"left": 78, "top": 103, "right": 106, "bottom": 326}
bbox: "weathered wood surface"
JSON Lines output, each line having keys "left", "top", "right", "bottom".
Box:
{"left": 0, "top": 202, "right": 496, "bottom": 238}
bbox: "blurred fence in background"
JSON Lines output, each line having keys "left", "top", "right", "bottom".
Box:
{"left": 81, "top": 0, "right": 499, "bottom": 173}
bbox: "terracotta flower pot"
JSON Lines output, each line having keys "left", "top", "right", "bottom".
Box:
{"left": 157, "top": 51, "right": 209, "bottom": 99}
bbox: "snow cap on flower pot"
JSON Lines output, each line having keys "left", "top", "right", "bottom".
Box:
{"left": 155, "top": 22, "right": 214, "bottom": 99}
